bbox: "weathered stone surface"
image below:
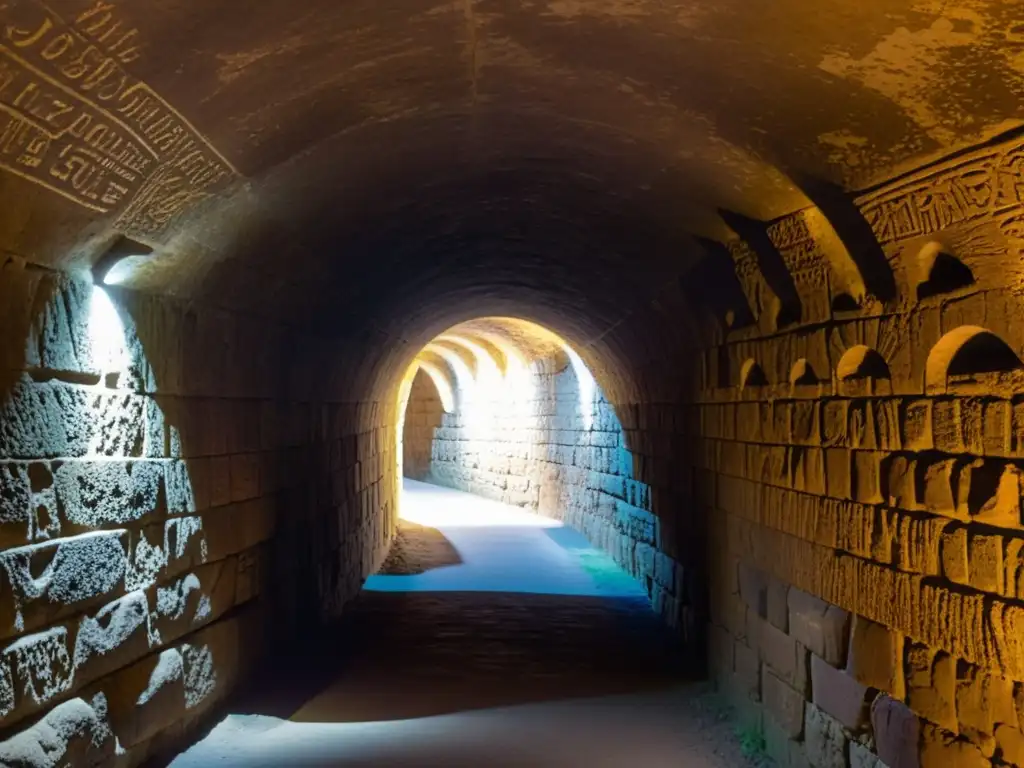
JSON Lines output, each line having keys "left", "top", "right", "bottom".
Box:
{"left": 105, "top": 647, "right": 186, "bottom": 748}
{"left": 811, "top": 653, "right": 869, "bottom": 731}
{"left": 847, "top": 616, "right": 905, "bottom": 700}
{"left": 872, "top": 694, "right": 920, "bottom": 768}
{"left": 0, "top": 463, "right": 31, "bottom": 548}
{"left": 756, "top": 615, "right": 809, "bottom": 693}
{"left": 54, "top": 460, "right": 163, "bottom": 530}
{"left": 0, "top": 693, "right": 116, "bottom": 767}
{"left": 905, "top": 643, "right": 957, "bottom": 731}
{"left": 0, "top": 531, "right": 129, "bottom": 639}
{"left": 919, "top": 724, "right": 989, "bottom": 768}
{"left": 763, "top": 667, "right": 805, "bottom": 739}
{"left": 805, "top": 702, "right": 848, "bottom": 768}
{"left": 739, "top": 563, "right": 768, "bottom": 618}
{"left": 789, "top": 588, "right": 850, "bottom": 667}
{"left": 849, "top": 741, "right": 886, "bottom": 768}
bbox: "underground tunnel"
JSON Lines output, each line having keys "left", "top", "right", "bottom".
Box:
{"left": 1, "top": 0, "right": 1024, "bottom": 765}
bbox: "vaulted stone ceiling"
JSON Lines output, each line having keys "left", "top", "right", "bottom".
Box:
{"left": 3, "top": 0, "right": 1022, "bottom": 342}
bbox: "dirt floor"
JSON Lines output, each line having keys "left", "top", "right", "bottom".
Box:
{"left": 170, "top": 481, "right": 765, "bottom": 767}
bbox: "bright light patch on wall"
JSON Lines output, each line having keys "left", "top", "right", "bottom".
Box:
{"left": 88, "top": 286, "right": 130, "bottom": 375}
{"left": 564, "top": 346, "right": 595, "bottom": 430}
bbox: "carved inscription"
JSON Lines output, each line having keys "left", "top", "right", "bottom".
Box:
{"left": 0, "top": 0, "right": 236, "bottom": 237}
{"left": 767, "top": 212, "right": 829, "bottom": 289}
{"left": 857, "top": 140, "right": 1024, "bottom": 246}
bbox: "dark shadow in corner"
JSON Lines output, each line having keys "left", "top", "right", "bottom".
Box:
{"left": 376, "top": 519, "right": 463, "bottom": 575}
{"left": 793, "top": 175, "right": 897, "bottom": 303}
{"left": 717, "top": 208, "right": 802, "bottom": 327}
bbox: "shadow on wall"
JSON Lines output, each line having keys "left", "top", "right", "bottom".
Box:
{"left": 401, "top": 370, "right": 444, "bottom": 482}
{"left": 0, "top": 266, "right": 384, "bottom": 766}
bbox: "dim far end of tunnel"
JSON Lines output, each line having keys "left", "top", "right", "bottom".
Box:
{"left": 3, "top": 0, "right": 1024, "bottom": 766}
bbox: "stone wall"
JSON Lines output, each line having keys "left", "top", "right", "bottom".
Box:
{"left": 0, "top": 263, "right": 394, "bottom": 766}
{"left": 692, "top": 135, "right": 1024, "bottom": 768}
{"left": 401, "top": 350, "right": 691, "bottom": 633}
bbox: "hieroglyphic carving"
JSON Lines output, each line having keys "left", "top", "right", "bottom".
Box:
{"left": 857, "top": 138, "right": 1024, "bottom": 246}
{"left": 0, "top": 0, "right": 236, "bottom": 238}
{"left": 727, "top": 239, "right": 778, "bottom": 331}
{"left": 767, "top": 210, "right": 832, "bottom": 322}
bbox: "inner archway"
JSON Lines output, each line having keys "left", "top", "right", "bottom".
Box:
{"left": 392, "top": 317, "right": 664, "bottom": 602}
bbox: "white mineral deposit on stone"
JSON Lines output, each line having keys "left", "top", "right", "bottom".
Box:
{"left": 157, "top": 573, "right": 201, "bottom": 621}
{"left": 182, "top": 644, "right": 216, "bottom": 709}
{"left": 0, "top": 531, "right": 127, "bottom": 627}
{"left": 127, "top": 531, "right": 167, "bottom": 592}
{"left": 0, "top": 658, "right": 15, "bottom": 718}
{"left": 55, "top": 460, "right": 161, "bottom": 528}
{"left": 73, "top": 591, "right": 148, "bottom": 668}
{"left": 0, "top": 693, "right": 114, "bottom": 768}
{"left": 194, "top": 595, "right": 212, "bottom": 622}
{"left": 137, "top": 649, "right": 184, "bottom": 707}
{"left": 5, "top": 627, "right": 73, "bottom": 706}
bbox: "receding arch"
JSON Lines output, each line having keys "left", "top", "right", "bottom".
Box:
{"left": 926, "top": 326, "right": 1023, "bottom": 391}
{"left": 836, "top": 345, "right": 889, "bottom": 381}
{"left": 739, "top": 358, "right": 768, "bottom": 388}
{"left": 789, "top": 358, "right": 819, "bottom": 386}
{"left": 415, "top": 362, "right": 456, "bottom": 414}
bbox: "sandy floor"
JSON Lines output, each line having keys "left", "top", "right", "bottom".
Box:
{"left": 169, "top": 480, "right": 760, "bottom": 768}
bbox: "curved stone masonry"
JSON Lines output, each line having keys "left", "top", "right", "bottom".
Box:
{"left": 0, "top": 1, "right": 1023, "bottom": 764}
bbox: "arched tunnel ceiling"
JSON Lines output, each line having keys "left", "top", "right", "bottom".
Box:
{"left": 2, "top": 0, "right": 1023, "bottom": 344}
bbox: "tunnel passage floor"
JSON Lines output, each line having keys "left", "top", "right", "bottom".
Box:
{"left": 170, "top": 480, "right": 761, "bottom": 767}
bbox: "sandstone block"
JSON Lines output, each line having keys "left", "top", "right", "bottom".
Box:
{"left": 0, "top": 464, "right": 31, "bottom": 549}
{"left": 0, "top": 530, "right": 129, "bottom": 640}
{"left": 0, "top": 626, "right": 74, "bottom": 725}
{"left": 734, "top": 639, "right": 761, "bottom": 701}
{"left": 738, "top": 562, "right": 768, "bottom": 618}
{"left": 901, "top": 400, "right": 932, "bottom": 452}
{"left": 789, "top": 588, "right": 850, "bottom": 667}
{"left": 852, "top": 451, "right": 883, "bottom": 504}
{"left": 826, "top": 448, "right": 852, "bottom": 500}
{"left": 104, "top": 647, "right": 186, "bottom": 748}
{"left": 847, "top": 616, "right": 905, "bottom": 700}
{"left": 0, "top": 381, "right": 144, "bottom": 458}
{"left": 996, "top": 723, "right": 1024, "bottom": 767}
{"left": 54, "top": 459, "right": 163, "bottom": 531}
{"left": 758, "top": 616, "right": 809, "bottom": 693}
{"left": 148, "top": 558, "right": 237, "bottom": 648}
{"left": 849, "top": 741, "right": 886, "bottom": 768}
{"left": 763, "top": 667, "right": 806, "bottom": 739}
{"left": 0, "top": 693, "right": 116, "bottom": 767}
{"left": 229, "top": 453, "right": 261, "bottom": 503}
{"left": 805, "top": 702, "right": 848, "bottom": 768}
{"left": 919, "top": 724, "right": 988, "bottom": 768}
{"left": 940, "top": 526, "right": 969, "bottom": 585}
{"left": 764, "top": 717, "right": 814, "bottom": 768}
{"left": 872, "top": 694, "right": 920, "bottom": 768}
{"left": 905, "top": 642, "right": 956, "bottom": 731}
{"left": 955, "top": 664, "right": 1015, "bottom": 737}
{"left": 73, "top": 590, "right": 152, "bottom": 688}
{"left": 969, "top": 532, "right": 1004, "bottom": 594}
{"left": 767, "top": 576, "right": 790, "bottom": 632}
{"left": 209, "top": 456, "right": 232, "bottom": 508}
{"left": 811, "top": 653, "right": 869, "bottom": 731}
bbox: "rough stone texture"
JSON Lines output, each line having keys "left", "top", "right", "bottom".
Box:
{"left": 0, "top": 3, "right": 1023, "bottom": 763}
{"left": 0, "top": 276, "right": 393, "bottom": 766}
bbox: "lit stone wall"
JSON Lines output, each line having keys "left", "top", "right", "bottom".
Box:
{"left": 402, "top": 352, "right": 694, "bottom": 633}
{"left": 0, "top": 266, "right": 393, "bottom": 766}
{"left": 687, "top": 136, "right": 1024, "bottom": 768}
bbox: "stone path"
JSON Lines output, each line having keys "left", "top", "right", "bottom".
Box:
{"left": 170, "top": 480, "right": 760, "bottom": 767}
